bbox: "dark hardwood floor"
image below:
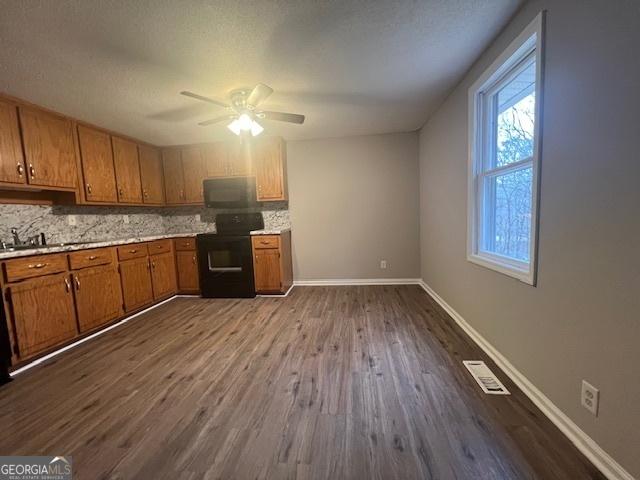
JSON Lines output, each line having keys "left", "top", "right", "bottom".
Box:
{"left": 1, "top": 286, "right": 603, "bottom": 479}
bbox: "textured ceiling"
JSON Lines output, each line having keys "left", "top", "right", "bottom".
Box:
{"left": 0, "top": 0, "right": 521, "bottom": 145}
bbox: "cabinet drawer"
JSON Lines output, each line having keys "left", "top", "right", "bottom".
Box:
{"left": 252, "top": 235, "right": 280, "bottom": 250}
{"left": 174, "top": 237, "right": 196, "bottom": 251}
{"left": 117, "top": 243, "right": 148, "bottom": 261}
{"left": 148, "top": 239, "right": 172, "bottom": 255}
{"left": 3, "top": 253, "right": 68, "bottom": 282}
{"left": 68, "top": 248, "right": 114, "bottom": 270}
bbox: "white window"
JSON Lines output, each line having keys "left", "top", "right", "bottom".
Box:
{"left": 467, "top": 13, "right": 544, "bottom": 285}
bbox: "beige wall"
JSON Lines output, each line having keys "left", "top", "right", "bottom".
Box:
{"left": 419, "top": 0, "right": 640, "bottom": 476}
{"left": 288, "top": 133, "right": 420, "bottom": 281}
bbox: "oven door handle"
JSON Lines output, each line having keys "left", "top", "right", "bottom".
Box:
{"left": 208, "top": 267, "right": 243, "bottom": 273}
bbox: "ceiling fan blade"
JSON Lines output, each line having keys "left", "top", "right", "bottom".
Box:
{"left": 246, "top": 83, "right": 273, "bottom": 109}
{"left": 258, "top": 111, "right": 305, "bottom": 124}
{"left": 198, "top": 115, "right": 236, "bottom": 126}
{"left": 180, "top": 91, "right": 230, "bottom": 109}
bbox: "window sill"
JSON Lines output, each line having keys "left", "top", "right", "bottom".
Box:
{"left": 467, "top": 252, "right": 535, "bottom": 286}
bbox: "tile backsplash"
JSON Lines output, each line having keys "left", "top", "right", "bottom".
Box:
{"left": 0, "top": 203, "right": 290, "bottom": 244}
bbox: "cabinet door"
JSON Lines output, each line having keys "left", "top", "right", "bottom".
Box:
{"left": 8, "top": 273, "right": 77, "bottom": 359}
{"left": 0, "top": 99, "right": 26, "bottom": 185}
{"left": 228, "top": 141, "right": 253, "bottom": 176}
{"left": 150, "top": 252, "right": 178, "bottom": 300}
{"left": 203, "top": 142, "right": 228, "bottom": 178}
{"left": 77, "top": 125, "right": 118, "bottom": 202}
{"left": 253, "top": 249, "right": 281, "bottom": 293}
{"left": 72, "top": 266, "right": 123, "bottom": 333}
{"left": 112, "top": 136, "right": 143, "bottom": 203}
{"left": 119, "top": 257, "right": 154, "bottom": 312}
{"left": 176, "top": 251, "right": 199, "bottom": 292}
{"left": 18, "top": 107, "right": 78, "bottom": 189}
{"left": 255, "top": 138, "right": 286, "bottom": 201}
{"left": 181, "top": 145, "right": 206, "bottom": 203}
{"left": 139, "top": 144, "right": 165, "bottom": 204}
{"left": 162, "top": 148, "right": 185, "bottom": 204}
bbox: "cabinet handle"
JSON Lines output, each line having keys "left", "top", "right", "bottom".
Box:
{"left": 74, "top": 275, "right": 80, "bottom": 290}
{"left": 260, "top": 240, "right": 270, "bottom": 245}
{"left": 16, "top": 164, "right": 24, "bottom": 177}
{"left": 28, "top": 263, "right": 48, "bottom": 269}
{"left": 118, "top": 187, "right": 124, "bottom": 198}
{"left": 28, "top": 163, "right": 36, "bottom": 178}
{"left": 143, "top": 189, "right": 148, "bottom": 198}
{"left": 151, "top": 261, "right": 156, "bottom": 269}
{"left": 129, "top": 249, "right": 137, "bottom": 254}
{"left": 156, "top": 245, "right": 162, "bottom": 249}
{"left": 64, "top": 278, "right": 71, "bottom": 293}
{"left": 192, "top": 255, "right": 196, "bottom": 264}
{"left": 86, "top": 184, "right": 92, "bottom": 195}
{"left": 87, "top": 255, "right": 97, "bottom": 260}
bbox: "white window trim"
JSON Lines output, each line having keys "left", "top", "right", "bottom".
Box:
{"left": 467, "top": 12, "right": 545, "bottom": 286}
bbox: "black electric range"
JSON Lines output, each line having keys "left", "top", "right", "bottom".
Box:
{"left": 196, "top": 213, "right": 264, "bottom": 298}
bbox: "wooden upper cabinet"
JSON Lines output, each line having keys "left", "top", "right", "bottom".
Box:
{"left": 18, "top": 107, "right": 78, "bottom": 189}
{"left": 255, "top": 137, "right": 287, "bottom": 201}
{"left": 181, "top": 145, "right": 206, "bottom": 203}
{"left": 203, "top": 142, "right": 228, "bottom": 178}
{"left": 112, "top": 136, "right": 143, "bottom": 203}
{"left": 162, "top": 148, "right": 185, "bottom": 204}
{"left": 228, "top": 141, "right": 253, "bottom": 176}
{"left": 77, "top": 125, "right": 118, "bottom": 203}
{"left": 0, "top": 99, "right": 26, "bottom": 185}
{"left": 72, "top": 265, "right": 123, "bottom": 333}
{"left": 138, "top": 144, "right": 165, "bottom": 204}
{"left": 8, "top": 273, "right": 78, "bottom": 359}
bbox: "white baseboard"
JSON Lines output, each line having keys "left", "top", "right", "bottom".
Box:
{"left": 293, "top": 278, "right": 421, "bottom": 286}
{"left": 417, "top": 280, "right": 634, "bottom": 480}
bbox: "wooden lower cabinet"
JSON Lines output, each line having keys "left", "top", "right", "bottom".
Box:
{"left": 175, "top": 250, "right": 199, "bottom": 293}
{"left": 251, "top": 232, "right": 293, "bottom": 294}
{"left": 119, "top": 256, "right": 154, "bottom": 312}
{"left": 72, "top": 265, "right": 123, "bottom": 333}
{"left": 150, "top": 252, "right": 178, "bottom": 300}
{"left": 7, "top": 273, "right": 77, "bottom": 359}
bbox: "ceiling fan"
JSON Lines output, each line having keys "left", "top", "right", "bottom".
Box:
{"left": 180, "top": 83, "right": 305, "bottom": 137}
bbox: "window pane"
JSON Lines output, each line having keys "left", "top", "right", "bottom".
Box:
{"left": 482, "top": 166, "right": 532, "bottom": 262}
{"left": 494, "top": 60, "right": 536, "bottom": 168}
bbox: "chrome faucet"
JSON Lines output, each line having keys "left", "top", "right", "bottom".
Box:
{"left": 10, "top": 227, "right": 22, "bottom": 245}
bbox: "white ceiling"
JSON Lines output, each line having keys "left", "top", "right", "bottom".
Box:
{"left": 0, "top": 0, "right": 521, "bottom": 145}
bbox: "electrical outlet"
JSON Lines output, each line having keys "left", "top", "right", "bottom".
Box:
{"left": 67, "top": 215, "right": 76, "bottom": 226}
{"left": 122, "top": 215, "right": 130, "bottom": 224}
{"left": 380, "top": 260, "right": 387, "bottom": 269}
{"left": 581, "top": 380, "right": 599, "bottom": 416}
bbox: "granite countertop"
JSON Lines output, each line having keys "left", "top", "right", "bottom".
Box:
{"left": 0, "top": 233, "right": 200, "bottom": 260}
{"left": 250, "top": 228, "right": 291, "bottom": 235}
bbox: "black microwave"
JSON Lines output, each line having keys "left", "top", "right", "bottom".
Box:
{"left": 203, "top": 177, "right": 259, "bottom": 208}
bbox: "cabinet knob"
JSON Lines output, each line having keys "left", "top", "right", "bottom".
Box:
{"left": 16, "top": 164, "right": 24, "bottom": 177}
{"left": 86, "top": 184, "right": 92, "bottom": 195}
{"left": 87, "top": 255, "right": 97, "bottom": 260}
{"left": 28, "top": 163, "right": 36, "bottom": 178}
{"left": 143, "top": 189, "right": 148, "bottom": 198}
{"left": 119, "top": 187, "right": 124, "bottom": 197}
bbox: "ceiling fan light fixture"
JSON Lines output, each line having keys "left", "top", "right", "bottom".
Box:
{"left": 237, "top": 113, "right": 253, "bottom": 131}
{"left": 227, "top": 118, "right": 242, "bottom": 135}
{"left": 250, "top": 120, "right": 264, "bottom": 136}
